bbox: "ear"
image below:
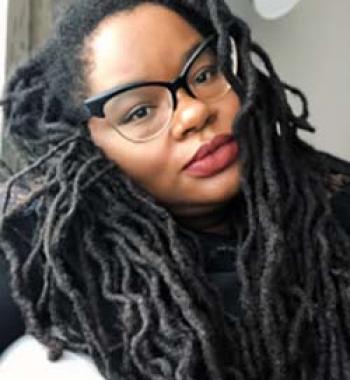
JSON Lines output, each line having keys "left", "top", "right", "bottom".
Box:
{"left": 87, "top": 116, "right": 115, "bottom": 149}
{"left": 87, "top": 116, "right": 103, "bottom": 133}
{"left": 87, "top": 116, "right": 100, "bottom": 141}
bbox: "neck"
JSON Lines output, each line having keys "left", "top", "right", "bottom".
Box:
{"left": 175, "top": 204, "right": 232, "bottom": 236}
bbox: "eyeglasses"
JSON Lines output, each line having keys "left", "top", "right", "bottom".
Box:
{"left": 84, "top": 34, "right": 239, "bottom": 143}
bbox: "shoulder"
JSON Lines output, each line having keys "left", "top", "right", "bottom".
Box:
{"left": 0, "top": 335, "right": 104, "bottom": 380}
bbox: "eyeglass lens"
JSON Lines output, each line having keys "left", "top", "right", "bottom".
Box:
{"left": 103, "top": 41, "right": 231, "bottom": 142}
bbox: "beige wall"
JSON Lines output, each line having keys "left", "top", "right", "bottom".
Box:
{"left": 228, "top": 0, "right": 350, "bottom": 161}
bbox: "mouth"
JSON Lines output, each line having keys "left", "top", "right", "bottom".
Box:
{"left": 183, "top": 134, "right": 235, "bottom": 168}
{"left": 183, "top": 133, "right": 239, "bottom": 178}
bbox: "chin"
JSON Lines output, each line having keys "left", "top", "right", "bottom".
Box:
{"left": 190, "top": 163, "right": 241, "bottom": 204}
{"left": 198, "top": 184, "right": 240, "bottom": 207}
{"left": 174, "top": 175, "right": 241, "bottom": 217}
{"left": 147, "top": 164, "right": 242, "bottom": 216}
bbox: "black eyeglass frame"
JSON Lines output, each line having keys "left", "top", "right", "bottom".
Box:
{"left": 83, "top": 33, "right": 239, "bottom": 119}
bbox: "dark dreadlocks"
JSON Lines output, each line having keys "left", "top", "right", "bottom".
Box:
{"left": 1, "top": 0, "right": 350, "bottom": 379}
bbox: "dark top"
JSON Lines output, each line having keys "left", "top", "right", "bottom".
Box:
{"left": 0, "top": 184, "right": 349, "bottom": 355}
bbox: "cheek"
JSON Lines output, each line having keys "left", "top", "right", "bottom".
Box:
{"left": 223, "top": 91, "right": 241, "bottom": 125}
{"left": 88, "top": 118, "right": 173, "bottom": 191}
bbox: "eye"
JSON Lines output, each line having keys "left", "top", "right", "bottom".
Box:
{"left": 122, "top": 104, "right": 156, "bottom": 124}
{"left": 194, "top": 65, "right": 220, "bottom": 85}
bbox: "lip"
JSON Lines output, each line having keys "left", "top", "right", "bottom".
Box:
{"left": 183, "top": 134, "right": 235, "bottom": 170}
{"left": 184, "top": 139, "right": 239, "bottom": 178}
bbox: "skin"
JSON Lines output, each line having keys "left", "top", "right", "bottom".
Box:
{"left": 86, "top": 3, "right": 242, "bottom": 234}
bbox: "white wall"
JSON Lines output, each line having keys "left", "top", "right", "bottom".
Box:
{"left": 227, "top": 0, "right": 350, "bottom": 161}
{"left": 0, "top": 0, "right": 9, "bottom": 155}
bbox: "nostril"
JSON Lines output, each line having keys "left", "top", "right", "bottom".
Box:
{"left": 206, "top": 114, "right": 216, "bottom": 125}
{"left": 183, "top": 113, "right": 216, "bottom": 137}
{"left": 199, "top": 113, "right": 216, "bottom": 131}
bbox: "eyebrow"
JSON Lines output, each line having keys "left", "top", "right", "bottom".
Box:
{"left": 87, "top": 39, "right": 208, "bottom": 99}
{"left": 181, "top": 39, "right": 204, "bottom": 66}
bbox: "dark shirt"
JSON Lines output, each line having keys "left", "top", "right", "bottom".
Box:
{"left": 0, "top": 255, "right": 25, "bottom": 354}
{"left": 182, "top": 183, "right": 350, "bottom": 318}
{"left": 0, "top": 184, "right": 349, "bottom": 355}
{"left": 191, "top": 229, "right": 240, "bottom": 317}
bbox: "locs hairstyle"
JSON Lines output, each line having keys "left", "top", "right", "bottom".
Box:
{"left": 1, "top": 0, "right": 350, "bottom": 379}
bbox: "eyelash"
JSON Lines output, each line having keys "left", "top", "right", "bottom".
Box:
{"left": 122, "top": 104, "right": 156, "bottom": 124}
{"left": 193, "top": 65, "right": 219, "bottom": 84}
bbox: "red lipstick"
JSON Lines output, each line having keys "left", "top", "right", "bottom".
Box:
{"left": 183, "top": 134, "right": 239, "bottom": 178}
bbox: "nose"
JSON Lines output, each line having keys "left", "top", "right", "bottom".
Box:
{"left": 170, "top": 88, "right": 215, "bottom": 140}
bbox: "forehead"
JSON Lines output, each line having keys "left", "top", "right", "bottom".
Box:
{"left": 84, "top": 3, "right": 204, "bottom": 96}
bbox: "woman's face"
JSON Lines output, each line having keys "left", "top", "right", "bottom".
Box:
{"left": 86, "top": 3, "right": 241, "bottom": 219}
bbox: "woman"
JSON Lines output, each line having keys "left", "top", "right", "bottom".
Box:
{"left": 0, "top": 0, "right": 350, "bottom": 378}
